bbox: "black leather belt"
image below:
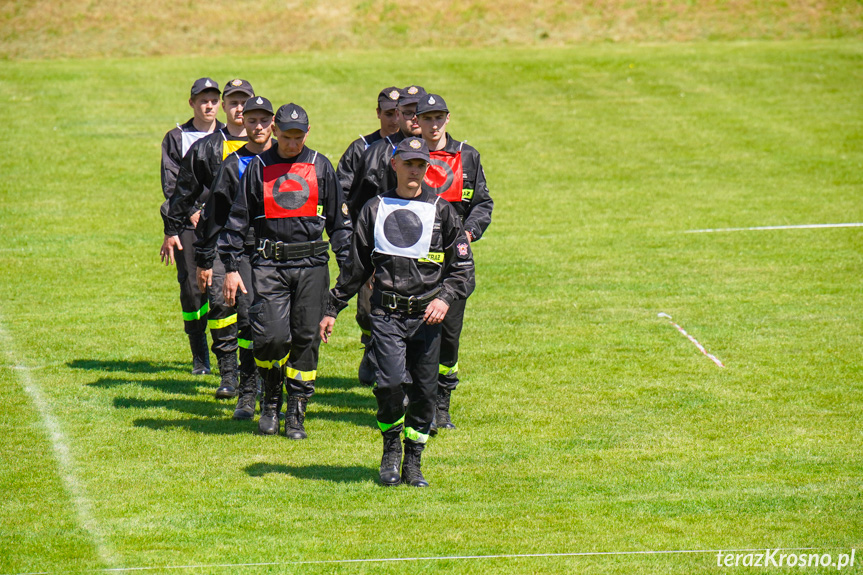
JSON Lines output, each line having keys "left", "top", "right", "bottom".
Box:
{"left": 257, "top": 239, "right": 328, "bottom": 261}
{"left": 372, "top": 287, "right": 441, "bottom": 314}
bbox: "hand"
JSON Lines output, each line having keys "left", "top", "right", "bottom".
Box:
{"left": 196, "top": 267, "right": 213, "bottom": 294}
{"left": 465, "top": 231, "right": 473, "bottom": 243}
{"left": 223, "top": 271, "right": 246, "bottom": 307}
{"left": 190, "top": 210, "right": 201, "bottom": 228}
{"left": 320, "top": 316, "right": 336, "bottom": 343}
{"left": 160, "top": 235, "right": 182, "bottom": 266}
{"left": 423, "top": 298, "right": 449, "bottom": 325}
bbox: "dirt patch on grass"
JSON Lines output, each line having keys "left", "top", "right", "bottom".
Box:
{"left": 2, "top": 0, "right": 861, "bottom": 59}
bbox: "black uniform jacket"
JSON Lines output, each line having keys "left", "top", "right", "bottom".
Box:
{"left": 194, "top": 142, "right": 274, "bottom": 269}
{"left": 326, "top": 188, "right": 475, "bottom": 318}
{"left": 336, "top": 130, "right": 384, "bottom": 200}
{"left": 163, "top": 127, "right": 248, "bottom": 236}
{"left": 218, "top": 146, "right": 352, "bottom": 273}
{"left": 346, "top": 131, "right": 406, "bottom": 221}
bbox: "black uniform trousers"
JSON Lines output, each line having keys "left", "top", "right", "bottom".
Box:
{"left": 236, "top": 253, "right": 256, "bottom": 373}
{"left": 370, "top": 307, "right": 440, "bottom": 444}
{"left": 250, "top": 264, "right": 328, "bottom": 398}
{"left": 438, "top": 297, "right": 467, "bottom": 391}
{"left": 206, "top": 256, "right": 238, "bottom": 358}
{"left": 177, "top": 228, "right": 208, "bottom": 334}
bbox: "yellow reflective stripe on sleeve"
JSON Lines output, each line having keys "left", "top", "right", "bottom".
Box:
{"left": 404, "top": 426, "right": 429, "bottom": 444}
{"left": 255, "top": 353, "right": 290, "bottom": 370}
{"left": 207, "top": 314, "right": 237, "bottom": 330}
{"left": 462, "top": 188, "right": 474, "bottom": 201}
{"left": 439, "top": 362, "right": 458, "bottom": 377}
{"left": 419, "top": 251, "right": 444, "bottom": 264}
{"left": 222, "top": 140, "right": 246, "bottom": 160}
{"left": 316, "top": 205, "right": 323, "bottom": 216}
{"left": 285, "top": 367, "right": 317, "bottom": 382}
{"left": 377, "top": 415, "right": 405, "bottom": 433}
{"left": 182, "top": 301, "right": 209, "bottom": 322}
{"left": 238, "top": 338, "right": 253, "bottom": 349}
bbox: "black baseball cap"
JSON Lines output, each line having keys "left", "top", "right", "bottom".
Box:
{"left": 190, "top": 77, "right": 220, "bottom": 97}
{"left": 275, "top": 103, "right": 309, "bottom": 132}
{"left": 398, "top": 85, "right": 427, "bottom": 107}
{"left": 378, "top": 86, "right": 401, "bottom": 110}
{"left": 223, "top": 78, "right": 255, "bottom": 97}
{"left": 243, "top": 96, "right": 274, "bottom": 115}
{"left": 393, "top": 137, "right": 430, "bottom": 162}
{"left": 416, "top": 93, "right": 448, "bottom": 116}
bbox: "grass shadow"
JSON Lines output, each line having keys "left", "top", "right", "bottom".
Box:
{"left": 86, "top": 376, "right": 205, "bottom": 396}
{"left": 315, "top": 376, "right": 367, "bottom": 391}
{"left": 133, "top": 417, "right": 255, "bottom": 436}
{"left": 115, "top": 396, "right": 232, "bottom": 418}
{"left": 68, "top": 359, "right": 190, "bottom": 374}
{"left": 244, "top": 462, "right": 371, "bottom": 483}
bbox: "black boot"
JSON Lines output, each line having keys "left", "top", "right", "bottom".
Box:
{"left": 401, "top": 439, "right": 429, "bottom": 487}
{"left": 189, "top": 331, "right": 211, "bottom": 375}
{"left": 215, "top": 353, "right": 239, "bottom": 398}
{"left": 379, "top": 425, "right": 403, "bottom": 486}
{"left": 232, "top": 367, "right": 258, "bottom": 420}
{"left": 285, "top": 396, "right": 308, "bottom": 440}
{"left": 436, "top": 388, "right": 456, "bottom": 430}
{"left": 257, "top": 371, "right": 283, "bottom": 435}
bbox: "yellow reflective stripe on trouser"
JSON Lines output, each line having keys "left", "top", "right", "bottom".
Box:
{"left": 404, "top": 426, "right": 429, "bottom": 444}
{"left": 207, "top": 313, "right": 237, "bottom": 330}
{"left": 462, "top": 188, "right": 474, "bottom": 201}
{"left": 238, "top": 338, "right": 253, "bottom": 349}
{"left": 255, "top": 353, "right": 290, "bottom": 370}
{"left": 439, "top": 362, "right": 458, "bottom": 377}
{"left": 183, "top": 301, "right": 209, "bottom": 321}
{"left": 378, "top": 415, "right": 405, "bottom": 433}
{"left": 419, "top": 251, "right": 444, "bottom": 264}
{"left": 285, "top": 367, "right": 317, "bottom": 382}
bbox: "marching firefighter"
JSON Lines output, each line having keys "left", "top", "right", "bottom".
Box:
{"left": 161, "top": 79, "right": 255, "bottom": 398}
{"left": 320, "top": 137, "right": 475, "bottom": 487}
{"left": 415, "top": 93, "right": 493, "bottom": 434}
{"left": 219, "top": 103, "right": 351, "bottom": 440}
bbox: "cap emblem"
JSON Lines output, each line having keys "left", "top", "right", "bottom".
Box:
{"left": 291, "top": 110, "right": 299, "bottom": 120}
{"left": 231, "top": 79, "right": 243, "bottom": 87}
{"left": 409, "top": 139, "right": 421, "bottom": 149}
{"left": 428, "top": 96, "right": 436, "bottom": 105}
{"left": 389, "top": 90, "right": 399, "bottom": 100}
{"left": 408, "top": 86, "right": 418, "bottom": 95}
{"left": 256, "top": 97, "right": 263, "bottom": 105}
{"left": 204, "top": 80, "right": 213, "bottom": 87}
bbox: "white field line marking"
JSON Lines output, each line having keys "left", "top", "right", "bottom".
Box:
{"left": 0, "top": 319, "right": 117, "bottom": 569}
{"left": 3, "top": 547, "right": 820, "bottom": 574}
{"left": 657, "top": 313, "right": 725, "bottom": 368}
{"left": 684, "top": 222, "right": 863, "bottom": 233}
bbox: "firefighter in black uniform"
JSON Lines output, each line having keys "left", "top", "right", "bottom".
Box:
{"left": 159, "top": 77, "right": 223, "bottom": 375}
{"left": 320, "top": 137, "right": 475, "bottom": 487}
{"left": 334, "top": 86, "right": 401, "bottom": 384}
{"left": 161, "top": 79, "right": 255, "bottom": 399}
{"left": 415, "top": 94, "right": 493, "bottom": 434}
{"left": 219, "top": 103, "right": 351, "bottom": 440}
{"left": 195, "top": 96, "right": 276, "bottom": 420}
{"left": 345, "top": 85, "right": 426, "bottom": 386}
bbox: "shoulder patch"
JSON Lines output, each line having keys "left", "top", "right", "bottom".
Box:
{"left": 342, "top": 202, "right": 349, "bottom": 217}
{"left": 457, "top": 242, "right": 470, "bottom": 259}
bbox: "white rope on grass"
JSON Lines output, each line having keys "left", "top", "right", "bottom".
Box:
{"left": 0, "top": 317, "right": 118, "bottom": 570}
{"left": 684, "top": 222, "right": 863, "bottom": 233}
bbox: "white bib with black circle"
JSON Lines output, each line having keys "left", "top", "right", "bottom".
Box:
{"left": 373, "top": 197, "right": 436, "bottom": 260}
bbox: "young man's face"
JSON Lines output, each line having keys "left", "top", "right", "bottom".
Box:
{"left": 189, "top": 90, "right": 221, "bottom": 125}
{"left": 223, "top": 92, "right": 252, "bottom": 127}
{"left": 274, "top": 125, "right": 308, "bottom": 158}
{"left": 397, "top": 104, "right": 421, "bottom": 136}
{"left": 418, "top": 111, "right": 450, "bottom": 144}
{"left": 377, "top": 107, "right": 399, "bottom": 137}
{"left": 243, "top": 111, "right": 273, "bottom": 145}
{"left": 391, "top": 155, "right": 429, "bottom": 193}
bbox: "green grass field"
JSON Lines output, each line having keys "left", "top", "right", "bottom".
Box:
{"left": 1, "top": 40, "right": 862, "bottom": 574}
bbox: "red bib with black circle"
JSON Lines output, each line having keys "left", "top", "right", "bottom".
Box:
{"left": 262, "top": 163, "right": 319, "bottom": 219}
{"left": 423, "top": 151, "right": 463, "bottom": 203}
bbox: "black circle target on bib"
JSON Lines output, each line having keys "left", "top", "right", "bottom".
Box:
{"left": 273, "top": 173, "right": 311, "bottom": 210}
{"left": 383, "top": 209, "right": 423, "bottom": 248}
{"left": 425, "top": 157, "right": 454, "bottom": 192}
